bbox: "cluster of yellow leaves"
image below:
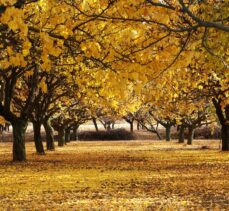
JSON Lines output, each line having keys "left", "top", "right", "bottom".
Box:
{"left": 0, "top": 7, "right": 28, "bottom": 39}
{"left": 0, "top": 0, "right": 16, "bottom": 5}
{"left": 0, "top": 116, "right": 7, "bottom": 125}
{"left": 0, "top": 0, "right": 228, "bottom": 124}
{"left": 80, "top": 41, "right": 101, "bottom": 58}
{"left": 39, "top": 78, "right": 48, "bottom": 93}
{"left": 40, "top": 32, "right": 62, "bottom": 71}
{"left": 1, "top": 52, "right": 27, "bottom": 69}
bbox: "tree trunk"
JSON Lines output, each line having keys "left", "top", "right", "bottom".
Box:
{"left": 137, "top": 122, "right": 140, "bottom": 130}
{"left": 0, "top": 80, "right": 5, "bottom": 102}
{"left": 33, "top": 121, "right": 45, "bottom": 155}
{"left": 221, "top": 105, "right": 229, "bottom": 151}
{"left": 187, "top": 127, "right": 195, "bottom": 145}
{"left": 43, "top": 119, "right": 55, "bottom": 151}
{"left": 58, "top": 128, "right": 65, "bottom": 146}
{"left": 72, "top": 125, "right": 79, "bottom": 140}
{"left": 212, "top": 99, "right": 229, "bottom": 151}
{"left": 105, "top": 122, "right": 111, "bottom": 131}
{"left": 92, "top": 118, "right": 99, "bottom": 132}
{"left": 221, "top": 124, "right": 229, "bottom": 151}
{"left": 178, "top": 125, "right": 185, "bottom": 143}
{"left": 165, "top": 125, "right": 171, "bottom": 141}
{"left": 65, "top": 128, "right": 71, "bottom": 143}
{"left": 12, "top": 119, "right": 28, "bottom": 161}
{"left": 130, "top": 121, "right": 134, "bottom": 132}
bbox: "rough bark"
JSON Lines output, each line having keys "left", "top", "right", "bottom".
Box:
{"left": 0, "top": 80, "right": 5, "bottom": 102}
{"left": 65, "top": 128, "right": 71, "bottom": 143}
{"left": 178, "top": 125, "right": 185, "bottom": 143}
{"left": 58, "top": 128, "right": 65, "bottom": 146}
{"left": 165, "top": 125, "right": 171, "bottom": 141}
{"left": 213, "top": 99, "right": 229, "bottom": 151}
{"left": 12, "top": 119, "right": 28, "bottom": 161}
{"left": 33, "top": 121, "right": 45, "bottom": 155}
{"left": 43, "top": 119, "right": 55, "bottom": 150}
{"left": 72, "top": 125, "right": 79, "bottom": 140}
{"left": 187, "top": 127, "right": 195, "bottom": 145}
{"left": 221, "top": 124, "right": 229, "bottom": 151}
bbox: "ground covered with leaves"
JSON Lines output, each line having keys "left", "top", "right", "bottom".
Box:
{"left": 0, "top": 140, "right": 228, "bottom": 210}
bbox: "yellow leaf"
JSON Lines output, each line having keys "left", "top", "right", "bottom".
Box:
{"left": 40, "top": 79, "right": 48, "bottom": 93}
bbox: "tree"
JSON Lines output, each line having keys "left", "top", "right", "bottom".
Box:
{"left": 142, "top": 0, "right": 228, "bottom": 150}
{"left": 99, "top": 0, "right": 228, "bottom": 150}
{"left": 149, "top": 110, "right": 176, "bottom": 142}
{"left": 1, "top": 0, "right": 228, "bottom": 162}
{"left": 0, "top": 0, "right": 123, "bottom": 160}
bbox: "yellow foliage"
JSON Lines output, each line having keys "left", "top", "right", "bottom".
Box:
{"left": 0, "top": 116, "right": 6, "bottom": 125}
{"left": 39, "top": 78, "right": 48, "bottom": 93}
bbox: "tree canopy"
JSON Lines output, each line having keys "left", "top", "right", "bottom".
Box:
{"left": 0, "top": 0, "right": 228, "bottom": 161}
